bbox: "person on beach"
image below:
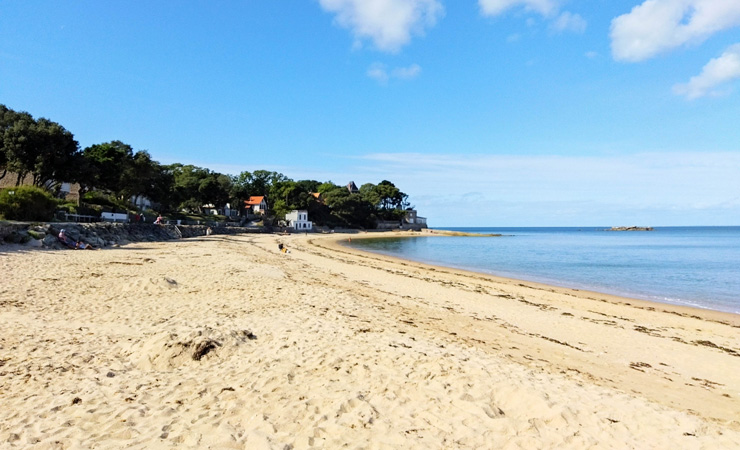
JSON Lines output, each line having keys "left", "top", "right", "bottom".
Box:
{"left": 57, "top": 229, "right": 77, "bottom": 249}
{"left": 58, "top": 229, "right": 96, "bottom": 250}
{"left": 155, "top": 215, "right": 163, "bottom": 225}
{"left": 206, "top": 227, "right": 212, "bottom": 236}
{"left": 75, "top": 241, "right": 96, "bottom": 250}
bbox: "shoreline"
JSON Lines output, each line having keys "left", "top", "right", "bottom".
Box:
{"left": 340, "top": 229, "right": 740, "bottom": 318}
{"left": 2, "top": 232, "right": 739, "bottom": 447}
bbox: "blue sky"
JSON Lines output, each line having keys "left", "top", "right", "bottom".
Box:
{"left": 2, "top": 0, "right": 739, "bottom": 226}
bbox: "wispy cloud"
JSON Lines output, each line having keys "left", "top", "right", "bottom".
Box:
{"left": 318, "top": 0, "right": 444, "bottom": 53}
{"left": 392, "top": 63, "right": 422, "bottom": 79}
{"left": 175, "top": 150, "right": 740, "bottom": 226}
{"left": 611, "top": 0, "right": 740, "bottom": 62}
{"left": 367, "top": 62, "right": 390, "bottom": 83}
{"left": 674, "top": 43, "right": 740, "bottom": 99}
{"left": 551, "top": 11, "right": 586, "bottom": 34}
{"left": 479, "top": 0, "right": 585, "bottom": 34}
{"left": 367, "top": 62, "right": 422, "bottom": 83}
{"left": 479, "top": 0, "right": 558, "bottom": 17}
{"left": 350, "top": 151, "right": 740, "bottom": 225}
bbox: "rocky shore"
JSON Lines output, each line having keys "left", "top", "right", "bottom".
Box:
{"left": 0, "top": 221, "right": 266, "bottom": 250}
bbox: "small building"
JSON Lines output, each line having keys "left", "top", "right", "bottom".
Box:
{"left": 285, "top": 210, "right": 312, "bottom": 231}
{"left": 404, "top": 209, "right": 427, "bottom": 227}
{"left": 132, "top": 195, "right": 153, "bottom": 211}
{"left": 346, "top": 181, "right": 359, "bottom": 194}
{"left": 202, "top": 203, "right": 239, "bottom": 217}
{"left": 309, "top": 192, "right": 323, "bottom": 203}
{"left": 245, "top": 196, "right": 268, "bottom": 215}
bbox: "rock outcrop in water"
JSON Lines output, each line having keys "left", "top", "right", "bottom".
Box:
{"left": 609, "top": 226, "right": 654, "bottom": 231}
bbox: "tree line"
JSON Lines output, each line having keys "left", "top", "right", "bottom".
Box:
{"left": 0, "top": 104, "right": 410, "bottom": 228}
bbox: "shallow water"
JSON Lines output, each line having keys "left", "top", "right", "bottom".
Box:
{"left": 349, "top": 227, "right": 740, "bottom": 314}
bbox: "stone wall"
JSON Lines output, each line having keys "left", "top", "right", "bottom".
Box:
{"left": 0, "top": 222, "right": 266, "bottom": 250}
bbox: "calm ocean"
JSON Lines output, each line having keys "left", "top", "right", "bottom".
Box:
{"left": 349, "top": 227, "right": 740, "bottom": 315}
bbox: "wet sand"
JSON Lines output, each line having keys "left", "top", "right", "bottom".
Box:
{"left": 1, "top": 232, "right": 738, "bottom": 449}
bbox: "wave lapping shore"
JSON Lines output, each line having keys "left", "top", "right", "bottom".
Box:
{"left": 1, "top": 233, "right": 739, "bottom": 449}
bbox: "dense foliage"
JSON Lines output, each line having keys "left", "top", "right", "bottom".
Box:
{"left": 0, "top": 186, "right": 58, "bottom": 221}
{"left": 0, "top": 104, "right": 411, "bottom": 228}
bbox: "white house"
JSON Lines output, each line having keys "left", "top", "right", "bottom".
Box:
{"left": 202, "top": 203, "right": 239, "bottom": 217}
{"left": 285, "top": 210, "right": 312, "bottom": 231}
{"left": 131, "top": 195, "right": 153, "bottom": 211}
{"left": 245, "top": 196, "right": 268, "bottom": 215}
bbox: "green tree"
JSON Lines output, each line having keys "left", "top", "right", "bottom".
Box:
{"left": 81, "top": 141, "right": 135, "bottom": 195}
{"left": 322, "top": 184, "right": 376, "bottom": 228}
{"left": 120, "top": 151, "right": 161, "bottom": 205}
{"left": 373, "top": 180, "right": 408, "bottom": 220}
{"left": 29, "top": 118, "right": 80, "bottom": 189}
{"left": 0, "top": 105, "right": 15, "bottom": 181}
{"left": 148, "top": 164, "right": 176, "bottom": 212}
{"left": 167, "top": 164, "right": 231, "bottom": 213}
{"left": 199, "top": 172, "right": 231, "bottom": 210}
{"left": 1, "top": 108, "right": 39, "bottom": 185}
{"left": 169, "top": 164, "right": 208, "bottom": 212}
{"left": 0, "top": 106, "right": 80, "bottom": 189}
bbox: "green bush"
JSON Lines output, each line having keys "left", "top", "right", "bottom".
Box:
{"left": 82, "top": 191, "right": 116, "bottom": 208}
{"left": 0, "top": 186, "right": 59, "bottom": 221}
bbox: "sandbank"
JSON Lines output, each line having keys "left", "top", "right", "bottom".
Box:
{"left": 1, "top": 232, "right": 738, "bottom": 449}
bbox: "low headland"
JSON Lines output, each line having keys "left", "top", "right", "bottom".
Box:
{"left": 1, "top": 230, "right": 738, "bottom": 448}
{"left": 609, "top": 226, "right": 654, "bottom": 231}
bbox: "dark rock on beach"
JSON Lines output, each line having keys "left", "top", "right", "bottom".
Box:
{"left": 0, "top": 221, "right": 266, "bottom": 250}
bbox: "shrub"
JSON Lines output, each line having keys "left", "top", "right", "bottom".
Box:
{"left": 0, "top": 186, "right": 59, "bottom": 221}
{"left": 82, "top": 191, "right": 116, "bottom": 208}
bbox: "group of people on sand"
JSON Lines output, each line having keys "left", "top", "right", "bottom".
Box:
{"left": 58, "top": 229, "right": 97, "bottom": 250}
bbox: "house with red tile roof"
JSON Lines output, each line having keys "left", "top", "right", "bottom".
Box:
{"left": 244, "top": 196, "right": 268, "bottom": 214}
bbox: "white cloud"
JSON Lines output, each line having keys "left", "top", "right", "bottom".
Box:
{"left": 367, "top": 62, "right": 390, "bottom": 83}
{"left": 183, "top": 151, "right": 740, "bottom": 226}
{"left": 350, "top": 151, "right": 740, "bottom": 225}
{"left": 551, "top": 11, "right": 586, "bottom": 33}
{"left": 367, "top": 62, "right": 422, "bottom": 83}
{"left": 479, "top": 0, "right": 558, "bottom": 17}
{"left": 674, "top": 43, "right": 740, "bottom": 99}
{"left": 319, "top": 0, "right": 444, "bottom": 52}
{"left": 479, "top": 0, "right": 585, "bottom": 34}
{"left": 392, "top": 63, "right": 422, "bottom": 79}
{"left": 506, "top": 33, "right": 521, "bottom": 43}
{"left": 611, "top": 0, "right": 740, "bottom": 62}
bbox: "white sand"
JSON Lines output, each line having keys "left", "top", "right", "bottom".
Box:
{"left": 1, "top": 233, "right": 739, "bottom": 449}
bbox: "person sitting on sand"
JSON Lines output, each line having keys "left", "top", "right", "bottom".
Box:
{"left": 59, "top": 229, "right": 98, "bottom": 250}
{"left": 57, "top": 229, "right": 77, "bottom": 249}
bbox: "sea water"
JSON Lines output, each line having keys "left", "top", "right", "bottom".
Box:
{"left": 349, "top": 227, "right": 740, "bottom": 315}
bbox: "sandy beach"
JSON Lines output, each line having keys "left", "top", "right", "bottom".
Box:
{"left": 1, "top": 232, "right": 739, "bottom": 449}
